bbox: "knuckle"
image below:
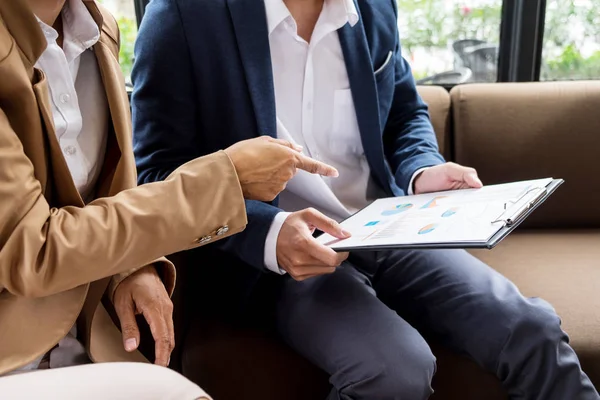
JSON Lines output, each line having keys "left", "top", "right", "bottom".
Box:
{"left": 298, "top": 235, "right": 312, "bottom": 249}
{"left": 121, "top": 323, "right": 137, "bottom": 334}
{"left": 326, "top": 258, "right": 338, "bottom": 268}
{"left": 290, "top": 255, "right": 304, "bottom": 266}
{"left": 305, "top": 162, "right": 317, "bottom": 173}
{"left": 305, "top": 207, "right": 317, "bottom": 217}
{"left": 284, "top": 169, "right": 295, "bottom": 181}
{"left": 286, "top": 150, "right": 295, "bottom": 162}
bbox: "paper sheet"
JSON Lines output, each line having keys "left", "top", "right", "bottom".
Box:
{"left": 275, "top": 118, "right": 351, "bottom": 220}
{"left": 316, "top": 178, "right": 553, "bottom": 250}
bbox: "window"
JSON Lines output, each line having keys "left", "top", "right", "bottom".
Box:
{"left": 397, "top": 0, "right": 503, "bottom": 85}
{"left": 541, "top": 0, "right": 600, "bottom": 81}
{"left": 97, "top": 0, "right": 138, "bottom": 83}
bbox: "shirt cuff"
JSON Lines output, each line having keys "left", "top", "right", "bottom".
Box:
{"left": 408, "top": 168, "right": 429, "bottom": 195}
{"left": 264, "top": 212, "right": 291, "bottom": 274}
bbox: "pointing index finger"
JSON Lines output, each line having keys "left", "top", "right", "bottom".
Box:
{"left": 295, "top": 153, "right": 339, "bottom": 177}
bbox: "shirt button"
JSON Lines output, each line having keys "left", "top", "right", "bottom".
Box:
{"left": 63, "top": 145, "right": 77, "bottom": 156}
{"left": 59, "top": 93, "right": 71, "bottom": 104}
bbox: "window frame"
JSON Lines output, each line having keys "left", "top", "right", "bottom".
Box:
{"left": 497, "top": 0, "right": 547, "bottom": 82}
{"left": 133, "top": 0, "right": 149, "bottom": 27}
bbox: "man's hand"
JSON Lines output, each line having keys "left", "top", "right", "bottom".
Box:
{"left": 113, "top": 266, "right": 174, "bottom": 367}
{"left": 224, "top": 136, "right": 339, "bottom": 201}
{"left": 413, "top": 162, "right": 483, "bottom": 194}
{"left": 277, "top": 208, "right": 350, "bottom": 281}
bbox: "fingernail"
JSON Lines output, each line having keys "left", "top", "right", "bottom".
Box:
{"left": 125, "top": 338, "right": 137, "bottom": 352}
{"left": 341, "top": 229, "right": 352, "bottom": 238}
{"left": 294, "top": 144, "right": 303, "bottom": 151}
{"left": 473, "top": 175, "right": 483, "bottom": 186}
{"left": 330, "top": 169, "right": 339, "bottom": 177}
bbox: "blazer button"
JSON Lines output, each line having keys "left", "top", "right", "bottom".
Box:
{"left": 194, "top": 235, "right": 212, "bottom": 245}
{"left": 216, "top": 226, "right": 229, "bottom": 236}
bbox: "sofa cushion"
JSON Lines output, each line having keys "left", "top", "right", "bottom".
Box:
{"left": 451, "top": 81, "right": 600, "bottom": 228}
{"left": 417, "top": 85, "right": 451, "bottom": 160}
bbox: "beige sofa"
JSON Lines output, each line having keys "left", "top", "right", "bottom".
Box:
{"left": 170, "top": 81, "right": 600, "bottom": 399}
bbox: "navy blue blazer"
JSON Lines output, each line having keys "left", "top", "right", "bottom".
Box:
{"left": 131, "top": 0, "right": 445, "bottom": 271}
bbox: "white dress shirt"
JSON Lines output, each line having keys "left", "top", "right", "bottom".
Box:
{"left": 262, "top": 0, "right": 423, "bottom": 273}
{"left": 35, "top": 0, "right": 108, "bottom": 203}
{"left": 12, "top": 0, "right": 108, "bottom": 373}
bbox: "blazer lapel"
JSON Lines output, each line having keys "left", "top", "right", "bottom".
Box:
{"left": 92, "top": 41, "right": 124, "bottom": 158}
{"left": 338, "top": 14, "right": 391, "bottom": 193}
{"left": 85, "top": 1, "right": 139, "bottom": 198}
{"left": 226, "top": 0, "right": 277, "bottom": 138}
{"left": 90, "top": 40, "right": 126, "bottom": 197}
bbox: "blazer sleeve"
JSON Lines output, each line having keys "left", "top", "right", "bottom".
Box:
{"left": 0, "top": 107, "right": 247, "bottom": 298}
{"left": 131, "top": 0, "right": 278, "bottom": 271}
{"left": 382, "top": 0, "right": 446, "bottom": 192}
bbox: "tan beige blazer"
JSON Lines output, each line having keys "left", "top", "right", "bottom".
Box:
{"left": 0, "top": 0, "right": 247, "bottom": 374}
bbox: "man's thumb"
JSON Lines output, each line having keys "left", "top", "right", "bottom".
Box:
{"left": 464, "top": 170, "right": 483, "bottom": 188}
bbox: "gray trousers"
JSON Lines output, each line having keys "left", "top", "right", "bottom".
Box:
{"left": 273, "top": 249, "right": 598, "bottom": 400}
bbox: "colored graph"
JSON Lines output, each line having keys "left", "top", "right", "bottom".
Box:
{"left": 421, "top": 196, "right": 448, "bottom": 209}
{"left": 364, "top": 220, "right": 380, "bottom": 227}
{"left": 381, "top": 203, "right": 413, "bottom": 216}
{"left": 418, "top": 223, "right": 438, "bottom": 235}
{"left": 442, "top": 207, "right": 459, "bottom": 218}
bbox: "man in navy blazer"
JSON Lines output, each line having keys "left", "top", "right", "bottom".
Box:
{"left": 131, "top": 0, "right": 597, "bottom": 398}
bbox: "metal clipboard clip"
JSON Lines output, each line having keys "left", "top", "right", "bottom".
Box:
{"left": 491, "top": 186, "right": 547, "bottom": 226}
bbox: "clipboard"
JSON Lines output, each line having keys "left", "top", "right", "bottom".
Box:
{"left": 320, "top": 179, "right": 564, "bottom": 252}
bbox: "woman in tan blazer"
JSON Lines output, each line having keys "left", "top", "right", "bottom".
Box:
{"left": 0, "top": 0, "right": 336, "bottom": 398}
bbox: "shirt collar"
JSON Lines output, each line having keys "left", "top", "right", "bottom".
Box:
{"left": 264, "top": 0, "right": 359, "bottom": 36}
{"left": 340, "top": 0, "right": 359, "bottom": 27}
{"left": 36, "top": 0, "right": 100, "bottom": 63}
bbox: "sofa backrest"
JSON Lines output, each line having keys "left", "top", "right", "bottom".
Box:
{"left": 417, "top": 86, "right": 451, "bottom": 160}
{"left": 418, "top": 81, "right": 600, "bottom": 229}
